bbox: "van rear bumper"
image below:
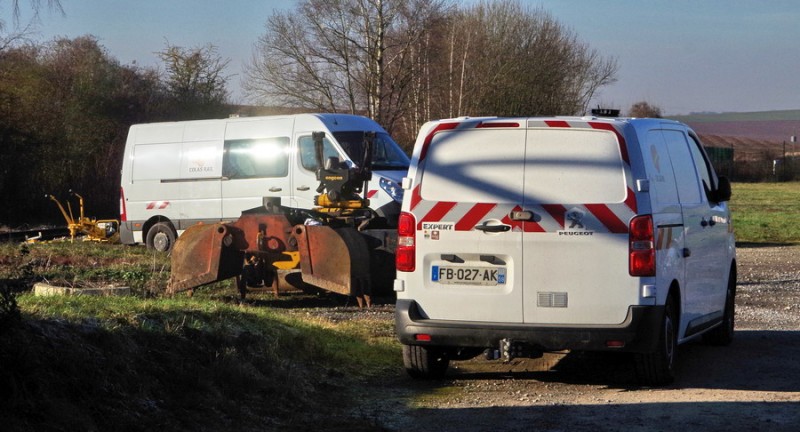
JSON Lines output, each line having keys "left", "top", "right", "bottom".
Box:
{"left": 395, "top": 299, "right": 664, "bottom": 354}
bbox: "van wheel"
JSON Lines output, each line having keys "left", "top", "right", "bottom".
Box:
{"left": 146, "top": 222, "right": 176, "bottom": 252}
{"left": 402, "top": 344, "right": 449, "bottom": 379}
{"left": 704, "top": 267, "right": 736, "bottom": 346}
{"left": 635, "top": 295, "right": 677, "bottom": 386}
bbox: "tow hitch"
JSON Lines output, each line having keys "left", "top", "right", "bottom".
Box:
{"left": 485, "top": 338, "right": 543, "bottom": 362}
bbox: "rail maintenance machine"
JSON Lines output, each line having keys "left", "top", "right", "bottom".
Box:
{"left": 167, "top": 132, "right": 397, "bottom": 307}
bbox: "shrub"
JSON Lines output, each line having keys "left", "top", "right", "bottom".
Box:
{"left": 0, "top": 283, "right": 21, "bottom": 330}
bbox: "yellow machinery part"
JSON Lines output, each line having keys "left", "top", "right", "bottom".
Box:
{"left": 314, "top": 194, "right": 370, "bottom": 209}
{"left": 45, "top": 194, "right": 119, "bottom": 243}
{"left": 273, "top": 251, "right": 300, "bottom": 270}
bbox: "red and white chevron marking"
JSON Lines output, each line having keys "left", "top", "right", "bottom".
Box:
{"left": 145, "top": 201, "right": 170, "bottom": 210}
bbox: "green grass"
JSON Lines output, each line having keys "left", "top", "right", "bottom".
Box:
{"left": 730, "top": 182, "right": 800, "bottom": 244}
{"left": 0, "top": 241, "right": 401, "bottom": 431}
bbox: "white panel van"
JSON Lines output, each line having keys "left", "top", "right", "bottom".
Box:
{"left": 395, "top": 117, "right": 736, "bottom": 385}
{"left": 120, "top": 114, "right": 409, "bottom": 251}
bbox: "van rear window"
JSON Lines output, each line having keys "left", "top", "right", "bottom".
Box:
{"left": 524, "top": 129, "right": 626, "bottom": 204}
{"left": 420, "top": 128, "right": 626, "bottom": 204}
{"left": 421, "top": 130, "right": 525, "bottom": 203}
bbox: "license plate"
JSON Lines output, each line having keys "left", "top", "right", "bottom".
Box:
{"left": 432, "top": 266, "right": 506, "bottom": 285}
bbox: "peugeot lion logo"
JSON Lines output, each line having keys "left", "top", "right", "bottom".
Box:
{"left": 566, "top": 207, "right": 585, "bottom": 229}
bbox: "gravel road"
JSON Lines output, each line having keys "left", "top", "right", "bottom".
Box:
{"left": 362, "top": 244, "right": 800, "bottom": 432}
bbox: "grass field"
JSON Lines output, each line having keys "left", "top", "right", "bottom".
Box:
{"left": 730, "top": 182, "right": 800, "bottom": 244}
{"left": 0, "top": 242, "right": 398, "bottom": 431}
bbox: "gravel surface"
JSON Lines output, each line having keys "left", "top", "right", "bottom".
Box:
{"left": 358, "top": 244, "right": 800, "bottom": 432}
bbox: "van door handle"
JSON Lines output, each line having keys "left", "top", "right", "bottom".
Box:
{"left": 296, "top": 185, "right": 311, "bottom": 191}
{"left": 474, "top": 223, "right": 511, "bottom": 233}
{"left": 268, "top": 187, "right": 282, "bottom": 192}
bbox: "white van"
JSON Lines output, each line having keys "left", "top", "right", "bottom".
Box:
{"left": 119, "top": 114, "right": 409, "bottom": 251}
{"left": 395, "top": 116, "right": 736, "bottom": 385}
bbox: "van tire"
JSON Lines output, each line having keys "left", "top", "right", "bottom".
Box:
{"left": 704, "top": 266, "right": 736, "bottom": 346}
{"left": 146, "top": 222, "right": 176, "bottom": 253}
{"left": 402, "top": 344, "right": 449, "bottom": 379}
{"left": 635, "top": 295, "right": 677, "bottom": 386}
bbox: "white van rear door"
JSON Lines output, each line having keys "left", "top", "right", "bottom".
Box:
{"left": 521, "top": 125, "right": 637, "bottom": 325}
{"left": 411, "top": 128, "right": 525, "bottom": 323}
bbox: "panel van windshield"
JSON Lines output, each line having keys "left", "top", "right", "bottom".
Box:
{"left": 332, "top": 131, "right": 410, "bottom": 170}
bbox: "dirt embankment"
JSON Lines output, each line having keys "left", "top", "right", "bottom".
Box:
{"left": 366, "top": 245, "right": 800, "bottom": 432}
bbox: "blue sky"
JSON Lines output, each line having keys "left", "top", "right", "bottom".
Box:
{"left": 7, "top": 0, "right": 800, "bottom": 115}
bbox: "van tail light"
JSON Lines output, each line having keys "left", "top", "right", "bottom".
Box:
{"left": 629, "top": 215, "right": 655, "bottom": 276}
{"left": 120, "top": 187, "right": 128, "bottom": 222}
{"left": 396, "top": 211, "right": 416, "bottom": 272}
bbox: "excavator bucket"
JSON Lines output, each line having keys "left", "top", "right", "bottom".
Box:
{"left": 166, "top": 207, "right": 375, "bottom": 302}
{"left": 293, "top": 225, "right": 371, "bottom": 298}
{"left": 167, "top": 223, "right": 244, "bottom": 295}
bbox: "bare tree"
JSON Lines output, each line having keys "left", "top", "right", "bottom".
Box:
{"left": 628, "top": 100, "right": 663, "bottom": 118}
{"left": 1, "top": 0, "right": 63, "bottom": 50}
{"left": 245, "top": 0, "right": 448, "bottom": 133}
{"left": 247, "top": 0, "right": 616, "bottom": 146}
{"left": 393, "top": 1, "right": 618, "bottom": 144}
{"left": 157, "top": 42, "right": 231, "bottom": 119}
{"left": 444, "top": 1, "right": 617, "bottom": 117}
{"left": 1, "top": 0, "right": 63, "bottom": 28}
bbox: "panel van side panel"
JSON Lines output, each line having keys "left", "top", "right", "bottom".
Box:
{"left": 662, "top": 129, "right": 730, "bottom": 336}
{"left": 643, "top": 129, "right": 686, "bottom": 308}
{"left": 661, "top": 128, "right": 710, "bottom": 330}
{"left": 177, "top": 121, "right": 225, "bottom": 225}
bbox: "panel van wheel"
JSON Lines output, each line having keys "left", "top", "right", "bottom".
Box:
{"left": 635, "top": 296, "right": 677, "bottom": 386}
{"left": 402, "top": 344, "right": 449, "bottom": 379}
{"left": 146, "top": 222, "right": 176, "bottom": 253}
{"left": 704, "top": 267, "right": 737, "bottom": 346}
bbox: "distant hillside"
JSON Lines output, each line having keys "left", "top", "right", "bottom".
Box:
{"left": 667, "top": 110, "right": 800, "bottom": 158}
{"left": 670, "top": 109, "right": 800, "bottom": 123}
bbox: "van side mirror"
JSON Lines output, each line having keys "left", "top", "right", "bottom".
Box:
{"left": 714, "top": 176, "right": 732, "bottom": 202}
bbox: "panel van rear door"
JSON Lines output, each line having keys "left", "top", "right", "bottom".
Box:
{"left": 411, "top": 128, "right": 525, "bottom": 323}
{"left": 521, "top": 125, "right": 637, "bottom": 325}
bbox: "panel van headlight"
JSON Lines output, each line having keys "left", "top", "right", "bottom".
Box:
{"left": 379, "top": 177, "right": 404, "bottom": 203}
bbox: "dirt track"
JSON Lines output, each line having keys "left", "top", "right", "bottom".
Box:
{"left": 364, "top": 245, "right": 800, "bottom": 431}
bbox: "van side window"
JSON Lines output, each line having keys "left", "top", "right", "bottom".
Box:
{"left": 645, "top": 131, "right": 680, "bottom": 208}
{"left": 223, "top": 137, "right": 289, "bottom": 179}
{"left": 298, "top": 135, "right": 341, "bottom": 171}
{"left": 662, "top": 130, "right": 702, "bottom": 204}
{"left": 332, "top": 131, "right": 410, "bottom": 169}
{"left": 687, "top": 135, "right": 715, "bottom": 199}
